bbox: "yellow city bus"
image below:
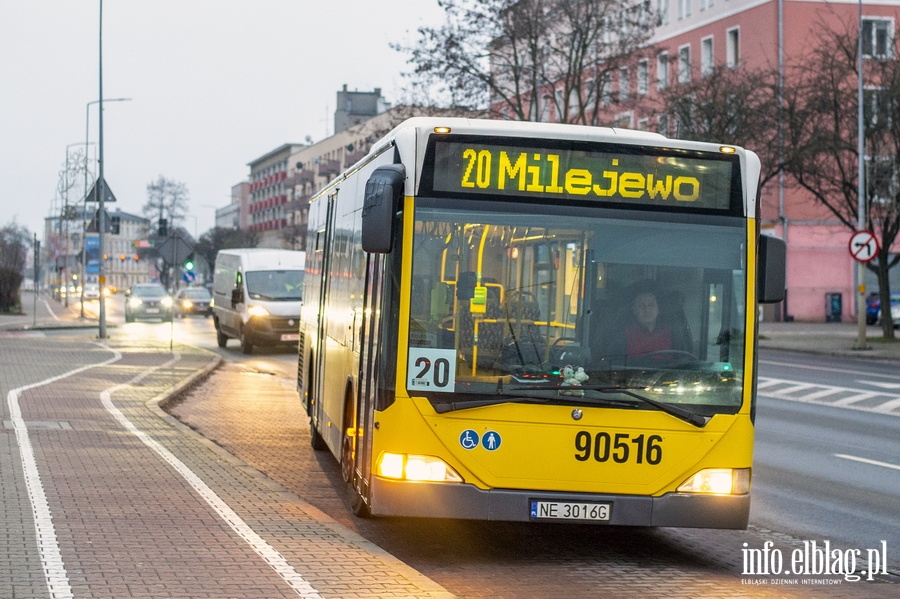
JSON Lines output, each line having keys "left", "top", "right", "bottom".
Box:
{"left": 298, "top": 117, "right": 784, "bottom": 527}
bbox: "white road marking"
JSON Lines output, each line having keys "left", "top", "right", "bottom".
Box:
{"left": 6, "top": 348, "right": 122, "bottom": 599}
{"left": 859, "top": 381, "right": 900, "bottom": 390}
{"left": 834, "top": 454, "right": 900, "bottom": 472}
{"left": 42, "top": 299, "right": 62, "bottom": 321}
{"left": 758, "top": 376, "right": 900, "bottom": 416}
{"left": 761, "top": 359, "right": 900, "bottom": 381}
{"left": 99, "top": 350, "right": 323, "bottom": 599}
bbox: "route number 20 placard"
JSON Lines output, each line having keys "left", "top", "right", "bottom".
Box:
{"left": 407, "top": 349, "right": 457, "bottom": 393}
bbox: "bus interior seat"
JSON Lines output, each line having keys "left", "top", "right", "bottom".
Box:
{"left": 456, "top": 274, "right": 505, "bottom": 370}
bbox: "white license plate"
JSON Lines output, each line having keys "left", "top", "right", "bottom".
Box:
{"left": 530, "top": 500, "right": 610, "bottom": 521}
{"left": 280, "top": 333, "right": 300, "bottom": 341}
{"left": 146, "top": 308, "right": 160, "bottom": 314}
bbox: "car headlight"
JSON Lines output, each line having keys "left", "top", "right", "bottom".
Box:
{"left": 677, "top": 468, "right": 750, "bottom": 495}
{"left": 181, "top": 300, "right": 194, "bottom": 309}
{"left": 247, "top": 305, "right": 269, "bottom": 317}
{"left": 376, "top": 452, "right": 462, "bottom": 482}
{"left": 161, "top": 297, "right": 174, "bottom": 308}
{"left": 128, "top": 298, "right": 142, "bottom": 308}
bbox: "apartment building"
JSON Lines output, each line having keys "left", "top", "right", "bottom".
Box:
{"left": 645, "top": 0, "right": 900, "bottom": 321}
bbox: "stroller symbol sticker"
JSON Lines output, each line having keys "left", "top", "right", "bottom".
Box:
{"left": 481, "top": 431, "right": 502, "bottom": 451}
{"left": 460, "top": 429, "right": 479, "bottom": 450}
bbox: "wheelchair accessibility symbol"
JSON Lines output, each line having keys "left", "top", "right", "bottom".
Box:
{"left": 459, "top": 429, "right": 479, "bottom": 450}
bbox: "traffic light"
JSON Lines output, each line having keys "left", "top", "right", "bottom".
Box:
{"left": 110, "top": 216, "right": 121, "bottom": 235}
{"left": 158, "top": 218, "right": 168, "bottom": 236}
{"left": 183, "top": 254, "right": 195, "bottom": 271}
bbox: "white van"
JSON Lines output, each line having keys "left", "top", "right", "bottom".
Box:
{"left": 212, "top": 249, "right": 305, "bottom": 353}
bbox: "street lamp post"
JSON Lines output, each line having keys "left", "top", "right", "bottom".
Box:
{"left": 83, "top": 98, "right": 130, "bottom": 320}
{"left": 856, "top": 0, "right": 867, "bottom": 350}
{"left": 98, "top": 0, "right": 108, "bottom": 339}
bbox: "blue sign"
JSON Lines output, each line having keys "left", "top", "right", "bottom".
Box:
{"left": 182, "top": 271, "right": 196, "bottom": 283}
{"left": 85, "top": 235, "right": 100, "bottom": 274}
{"left": 459, "top": 429, "right": 479, "bottom": 450}
{"left": 481, "top": 431, "right": 502, "bottom": 451}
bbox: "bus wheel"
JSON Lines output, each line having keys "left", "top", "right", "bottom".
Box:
{"left": 309, "top": 418, "right": 326, "bottom": 451}
{"left": 348, "top": 481, "right": 370, "bottom": 518}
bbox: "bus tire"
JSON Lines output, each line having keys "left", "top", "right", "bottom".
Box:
{"left": 306, "top": 355, "right": 328, "bottom": 451}
{"left": 348, "top": 482, "right": 371, "bottom": 518}
{"left": 309, "top": 418, "right": 326, "bottom": 451}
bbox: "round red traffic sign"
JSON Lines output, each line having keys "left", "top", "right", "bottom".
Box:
{"left": 849, "top": 231, "right": 879, "bottom": 263}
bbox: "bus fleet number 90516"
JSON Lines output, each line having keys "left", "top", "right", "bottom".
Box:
{"left": 574, "top": 431, "right": 663, "bottom": 465}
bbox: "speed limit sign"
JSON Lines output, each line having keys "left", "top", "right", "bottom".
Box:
{"left": 849, "top": 231, "right": 879, "bottom": 263}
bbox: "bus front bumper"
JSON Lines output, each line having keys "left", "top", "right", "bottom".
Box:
{"left": 370, "top": 478, "right": 749, "bottom": 529}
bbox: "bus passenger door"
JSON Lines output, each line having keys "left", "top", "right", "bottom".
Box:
{"left": 352, "top": 251, "right": 387, "bottom": 507}
{"left": 313, "top": 193, "right": 337, "bottom": 429}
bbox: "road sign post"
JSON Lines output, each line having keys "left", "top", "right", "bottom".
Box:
{"left": 849, "top": 231, "right": 879, "bottom": 350}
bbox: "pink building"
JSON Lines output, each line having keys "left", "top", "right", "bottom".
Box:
{"left": 642, "top": 0, "right": 900, "bottom": 321}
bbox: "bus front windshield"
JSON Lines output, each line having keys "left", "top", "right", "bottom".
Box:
{"left": 407, "top": 202, "right": 748, "bottom": 417}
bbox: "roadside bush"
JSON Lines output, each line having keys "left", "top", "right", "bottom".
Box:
{"left": 0, "top": 222, "right": 29, "bottom": 313}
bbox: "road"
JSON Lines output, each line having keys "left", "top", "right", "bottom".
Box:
{"left": 753, "top": 350, "right": 900, "bottom": 551}
{"left": 155, "top": 311, "right": 898, "bottom": 597}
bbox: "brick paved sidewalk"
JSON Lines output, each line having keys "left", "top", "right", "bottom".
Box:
{"left": 0, "top": 331, "right": 452, "bottom": 598}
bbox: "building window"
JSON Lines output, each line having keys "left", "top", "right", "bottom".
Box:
{"left": 677, "top": 0, "right": 691, "bottom": 20}
{"left": 864, "top": 86, "right": 892, "bottom": 129}
{"left": 619, "top": 66, "right": 630, "bottom": 102}
{"left": 656, "top": 0, "right": 669, "bottom": 26}
{"left": 862, "top": 18, "right": 893, "bottom": 59}
{"left": 701, "top": 36, "right": 713, "bottom": 76}
{"left": 657, "top": 113, "right": 669, "bottom": 136}
{"left": 614, "top": 112, "right": 634, "bottom": 128}
{"left": 601, "top": 72, "right": 613, "bottom": 107}
{"left": 637, "top": 117, "right": 650, "bottom": 131}
{"left": 678, "top": 45, "right": 691, "bottom": 83}
{"left": 657, "top": 52, "right": 669, "bottom": 90}
{"left": 726, "top": 27, "right": 740, "bottom": 68}
{"left": 638, "top": 59, "right": 649, "bottom": 95}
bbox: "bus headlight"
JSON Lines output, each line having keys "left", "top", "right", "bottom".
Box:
{"left": 677, "top": 468, "right": 750, "bottom": 495}
{"left": 247, "top": 305, "right": 269, "bottom": 317}
{"left": 376, "top": 452, "right": 463, "bottom": 482}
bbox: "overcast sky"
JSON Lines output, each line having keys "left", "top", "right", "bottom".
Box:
{"left": 0, "top": 0, "right": 444, "bottom": 239}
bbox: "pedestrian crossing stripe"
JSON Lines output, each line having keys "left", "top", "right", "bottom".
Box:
{"left": 758, "top": 377, "right": 900, "bottom": 415}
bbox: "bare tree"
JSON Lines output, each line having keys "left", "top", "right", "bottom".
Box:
{"left": 143, "top": 175, "right": 190, "bottom": 230}
{"left": 394, "top": 0, "right": 655, "bottom": 124}
{"left": 782, "top": 21, "right": 900, "bottom": 336}
{"left": 193, "top": 227, "right": 261, "bottom": 282}
{"left": 651, "top": 64, "right": 785, "bottom": 189}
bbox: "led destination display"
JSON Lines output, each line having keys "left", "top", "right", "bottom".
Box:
{"left": 430, "top": 139, "right": 737, "bottom": 211}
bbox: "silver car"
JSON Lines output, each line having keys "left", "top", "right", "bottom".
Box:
{"left": 125, "top": 284, "right": 173, "bottom": 323}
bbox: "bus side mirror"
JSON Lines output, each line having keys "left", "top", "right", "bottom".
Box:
{"left": 758, "top": 235, "right": 786, "bottom": 304}
{"left": 362, "top": 164, "right": 406, "bottom": 254}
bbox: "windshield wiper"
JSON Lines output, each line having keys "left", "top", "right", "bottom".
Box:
{"left": 586, "top": 385, "right": 710, "bottom": 428}
{"left": 507, "top": 382, "right": 709, "bottom": 427}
